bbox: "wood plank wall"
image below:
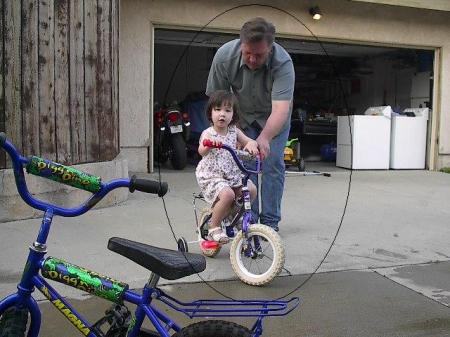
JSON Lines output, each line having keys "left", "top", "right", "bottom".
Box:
{"left": 0, "top": 0, "right": 119, "bottom": 169}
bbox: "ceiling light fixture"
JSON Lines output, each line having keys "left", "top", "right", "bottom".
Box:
{"left": 309, "top": 6, "right": 322, "bottom": 20}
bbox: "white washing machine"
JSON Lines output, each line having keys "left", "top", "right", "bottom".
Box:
{"left": 390, "top": 108, "right": 429, "bottom": 169}
{"left": 337, "top": 106, "right": 392, "bottom": 169}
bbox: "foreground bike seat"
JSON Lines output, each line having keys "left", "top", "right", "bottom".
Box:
{"left": 108, "top": 237, "right": 206, "bottom": 280}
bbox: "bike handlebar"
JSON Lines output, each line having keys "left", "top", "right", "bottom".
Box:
{"left": 202, "top": 139, "right": 222, "bottom": 149}
{"left": 0, "top": 132, "right": 168, "bottom": 217}
{"left": 202, "top": 139, "right": 261, "bottom": 174}
{"left": 130, "top": 176, "right": 168, "bottom": 197}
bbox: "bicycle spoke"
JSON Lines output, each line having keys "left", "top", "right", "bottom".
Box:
{"left": 239, "top": 236, "right": 277, "bottom": 275}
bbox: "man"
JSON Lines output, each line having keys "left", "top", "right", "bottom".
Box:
{"left": 206, "top": 17, "right": 295, "bottom": 231}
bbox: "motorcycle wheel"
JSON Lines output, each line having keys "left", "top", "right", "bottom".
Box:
{"left": 154, "top": 131, "right": 168, "bottom": 164}
{"left": 170, "top": 133, "right": 187, "bottom": 170}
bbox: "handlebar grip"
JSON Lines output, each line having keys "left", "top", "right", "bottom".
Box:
{"left": 129, "top": 175, "right": 168, "bottom": 197}
{"left": 202, "top": 139, "right": 221, "bottom": 148}
{"left": 0, "top": 132, "right": 6, "bottom": 147}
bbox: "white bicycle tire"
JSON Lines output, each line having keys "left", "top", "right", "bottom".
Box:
{"left": 229, "top": 224, "right": 285, "bottom": 286}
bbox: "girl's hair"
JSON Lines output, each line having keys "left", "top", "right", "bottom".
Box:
{"left": 206, "top": 90, "right": 239, "bottom": 125}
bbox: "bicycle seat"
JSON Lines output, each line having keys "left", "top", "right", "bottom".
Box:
{"left": 108, "top": 237, "right": 206, "bottom": 280}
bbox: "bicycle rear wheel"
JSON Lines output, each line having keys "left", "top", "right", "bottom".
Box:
{"left": 106, "top": 328, "right": 160, "bottom": 337}
{"left": 0, "top": 307, "right": 28, "bottom": 337}
{"left": 172, "top": 320, "right": 251, "bottom": 337}
{"left": 230, "top": 224, "right": 285, "bottom": 286}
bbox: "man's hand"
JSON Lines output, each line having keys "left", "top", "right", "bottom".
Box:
{"left": 256, "top": 135, "right": 270, "bottom": 159}
{"left": 256, "top": 100, "right": 291, "bottom": 160}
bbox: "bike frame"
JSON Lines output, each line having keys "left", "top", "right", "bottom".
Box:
{"left": 218, "top": 144, "right": 268, "bottom": 255}
{"left": 0, "top": 134, "right": 299, "bottom": 337}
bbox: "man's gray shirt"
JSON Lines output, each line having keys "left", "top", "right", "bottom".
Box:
{"left": 206, "top": 39, "right": 295, "bottom": 130}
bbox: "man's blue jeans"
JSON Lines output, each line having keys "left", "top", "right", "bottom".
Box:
{"left": 243, "top": 123, "right": 290, "bottom": 229}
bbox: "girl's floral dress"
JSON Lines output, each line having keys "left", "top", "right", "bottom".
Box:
{"left": 196, "top": 125, "right": 242, "bottom": 204}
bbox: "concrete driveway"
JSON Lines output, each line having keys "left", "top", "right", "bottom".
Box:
{"left": 1, "top": 164, "right": 449, "bottom": 336}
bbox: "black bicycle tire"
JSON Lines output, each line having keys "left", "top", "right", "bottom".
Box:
{"left": 0, "top": 307, "right": 28, "bottom": 337}
{"left": 104, "top": 323, "right": 164, "bottom": 337}
{"left": 138, "top": 330, "right": 160, "bottom": 337}
{"left": 172, "top": 320, "right": 251, "bottom": 337}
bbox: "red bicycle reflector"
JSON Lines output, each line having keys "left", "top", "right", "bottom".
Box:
{"left": 201, "top": 240, "right": 220, "bottom": 249}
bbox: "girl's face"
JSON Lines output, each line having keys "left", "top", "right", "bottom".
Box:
{"left": 211, "top": 103, "right": 234, "bottom": 129}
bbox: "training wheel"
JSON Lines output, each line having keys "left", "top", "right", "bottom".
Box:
{"left": 177, "top": 237, "right": 189, "bottom": 252}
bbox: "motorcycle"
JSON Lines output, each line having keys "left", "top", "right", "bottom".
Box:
{"left": 154, "top": 102, "right": 190, "bottom": 170}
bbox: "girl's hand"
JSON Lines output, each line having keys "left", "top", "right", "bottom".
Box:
{"left": 243, "top": 140, "right": 259, "bottom": 156}
{"left": 199, "top": 136, "right": 222, "bottom": 156}
{"left": 204, "top": 139, "right": 222, "bottom": 148}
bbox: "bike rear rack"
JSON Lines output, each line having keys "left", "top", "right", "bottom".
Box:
{"left": 155, "top": 289, "right": 300, "bottom": 318}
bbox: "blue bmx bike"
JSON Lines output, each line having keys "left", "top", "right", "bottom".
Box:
{"left": 194, "top": 140, "right": 285, "bottom": 286}
{"left": 0, "top": 133, "right": 299, "bottom": 337}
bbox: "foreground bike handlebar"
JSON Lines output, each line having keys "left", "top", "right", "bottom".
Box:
{"left": 0, "top": 132, "right": 168, "bottom": 217}
{"left": 202, "top": 139, "right": 261, "bottom": 174}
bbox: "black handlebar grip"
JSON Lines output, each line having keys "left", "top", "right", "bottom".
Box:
{"left": 129, "top": 175, "right": 168, "bottom": 197}
{"left": 0, "top": 132, "right": 6, "bottom": 147}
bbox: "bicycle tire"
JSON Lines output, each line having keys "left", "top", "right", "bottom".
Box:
{"left": 137, "top": 330, "right": 161, "bottom": 337}
{"left": 230, "top": 224, "right": 285, "bottom": 286}
{"left": 0, "top": 307, "right": 28, "bottom": 337}
{"left": 106, "top": 327, "right": 161, "bottom": 337}
{"left": 198, "top": 208, "right": 221, "bottom": 258}
{"left": 172, "top": 320, "right": 251, "bottom": 337}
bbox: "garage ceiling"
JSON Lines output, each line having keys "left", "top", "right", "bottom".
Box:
{"left": 155, "top": 29, "right": 395, "bottom": 57}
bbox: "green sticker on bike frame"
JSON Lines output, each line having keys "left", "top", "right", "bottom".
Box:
{"left": 42, "top": 257, "right": 128, "bottom": 303}
{"left": 26, "top": 156, "right": 101, "bottom": 193}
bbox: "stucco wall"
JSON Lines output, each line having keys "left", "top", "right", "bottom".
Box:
{"left": 120, "top": 0, "right": 450, "bottom": 170}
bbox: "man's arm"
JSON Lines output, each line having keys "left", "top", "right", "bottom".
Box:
{"left": 257, "top": 58, "right": 295, "bottom": 158}
{"left": 257, "top": 100, "right": 291, "bottom": 158}
{"left": 206, "top": 55, "right": 230, "bottom": 96}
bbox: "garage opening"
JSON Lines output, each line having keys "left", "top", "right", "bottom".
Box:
{"left": 153, "top": 28, "right": 434, "bottom": 171}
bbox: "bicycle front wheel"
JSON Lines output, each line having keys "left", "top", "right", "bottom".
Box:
{"left": 172, "top": 320, "right": 251, "bottom": 337}
{"left": 0, "top": 307, "right": 28, "bottom": 337}
{"left": 230, "top": 224, "right": 285, "bottom": 286}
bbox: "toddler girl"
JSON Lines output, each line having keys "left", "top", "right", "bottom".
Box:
{"left": 196, "top": 90, "right": 259, "bottom": 243}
